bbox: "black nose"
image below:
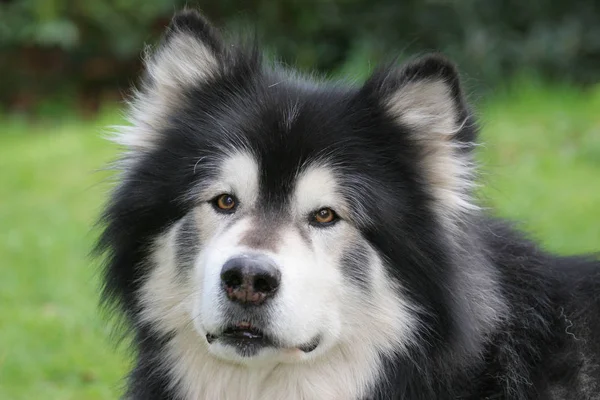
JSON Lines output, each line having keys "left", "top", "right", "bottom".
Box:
{"left": 220, "top": 255, "right": 281, "bottom": 305}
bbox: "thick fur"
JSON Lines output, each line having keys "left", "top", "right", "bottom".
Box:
{"left": 97, "top": 10, "right": 600, "bottom": 400}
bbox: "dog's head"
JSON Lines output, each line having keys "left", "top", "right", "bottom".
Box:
{"left": 100, "top": 10, "right": 496, "bottom": 374}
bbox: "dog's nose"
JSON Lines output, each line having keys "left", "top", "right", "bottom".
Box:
{"left": 220, "top": 255, "right": 281, "bottom": 305}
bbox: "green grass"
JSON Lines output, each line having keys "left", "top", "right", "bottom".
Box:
{"left": 1, "top": 83, "right": 599, "bottom": 399}
{"left": 478, "top": 80, "right": 600, "bottom": 253}
{"left": 0, "top": 113, "right": 129, "bottom": 399}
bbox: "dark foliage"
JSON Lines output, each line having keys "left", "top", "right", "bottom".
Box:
{"left": 1, "top": 0, "right": 599, "bottom": 112}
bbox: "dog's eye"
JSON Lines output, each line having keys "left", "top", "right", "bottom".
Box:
{"left": 212, "top": 194, "right": 237, "bottom": 213}
{"left": 311, "top": 208, "right": 339, "bottom": 226}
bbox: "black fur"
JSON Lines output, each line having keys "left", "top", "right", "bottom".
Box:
{"left": 341, "top": 242, "right": 372, "bottom": 291}
{"left": 175, "top": 213, "right": 200, "bottom": 272}
{"left": 97, "top": 10, "right": 600, "bottom": 399}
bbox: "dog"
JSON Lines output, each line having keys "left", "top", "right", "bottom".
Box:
{"left": 97, "top": 9, "right": 600, "bottom": 400}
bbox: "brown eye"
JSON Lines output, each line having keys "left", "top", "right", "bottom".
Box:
{"left": 312, "top": 208, "right": 338, "bottom": 226}
{"left": 213, "top": 194, "right": 237, "bottom": 213}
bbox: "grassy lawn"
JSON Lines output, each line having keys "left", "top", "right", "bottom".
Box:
{"left": 0, "top": 114, "right": 129, "bottom": 399}
{"left": 1, "top": 83, "right": 599, "bottom": 399}
{"left": 478, "top": 81, "right": 600, "bottom": 252}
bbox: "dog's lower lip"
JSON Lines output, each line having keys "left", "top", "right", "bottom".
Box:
{"left": 298, "top": 337, "right": 320, "bottom": 353}
{"left": 206, "top": 325, "right": 269, "bottom": 345}
{"left": 298, "top": 343, "right": 317, "bottom": 352}
{"left": 206, "top": 333, "right": 217, "bottom": 344}
{"left": 206, "top": 327, "right": 320, "bottom": 353}
{"left": 222, "top": 326, "right": 264, "bottom": 340}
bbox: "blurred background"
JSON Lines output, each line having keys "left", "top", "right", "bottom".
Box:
{"left": 0, "top": 1, "right": 599, "bottom": 399}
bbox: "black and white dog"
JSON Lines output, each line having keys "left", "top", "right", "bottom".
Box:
{"left": 97, "top": 9, "right": 600, "bottom": 399}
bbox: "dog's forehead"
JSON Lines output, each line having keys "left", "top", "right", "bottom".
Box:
{"left": 177, "top": 74, "right": 385, "bottom": 225}
{"left": 216, "top": 149, "right": 341, "bottom": 208}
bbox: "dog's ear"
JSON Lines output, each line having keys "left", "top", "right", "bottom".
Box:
{"left": 145, "top": 9, "right": 224, "bottom": 90}
{"left": 367, "top": 54, "right": 472, "bottom": 141}
{"left": 365, "top": 55, "right": 478, "bottom": 214}
{"left": 116, "top": 10, "right": 224, "bottom": 152}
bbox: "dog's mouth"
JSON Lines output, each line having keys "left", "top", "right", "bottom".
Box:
{"left": 207, "top": 325, "right": 271, "bottom": 345}
{"left": 206, "top": 323, "right": 320, "bottom": 354}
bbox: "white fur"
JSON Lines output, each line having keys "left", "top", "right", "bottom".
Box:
{"left": 200, "top": 151, "right": 260, "bottom": 204}
{"left": 386, "top": 79, "right": 477, "bottom": 217}
{"left": 137, "top": 153, "right": 420, "bottom": 399}
{"left": 293, "top": 164, "right": 344, "bottom": 218}
{"left": 112, "top": 33, "right": 219, "bottom": 153}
